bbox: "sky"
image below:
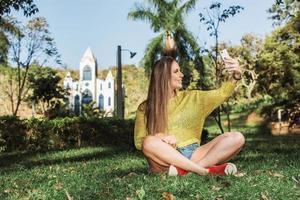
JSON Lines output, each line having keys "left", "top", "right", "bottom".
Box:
{"left": 15, "top": 0, "right": 275, "bottom": 70}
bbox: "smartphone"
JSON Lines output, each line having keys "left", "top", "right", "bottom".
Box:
{"left": 220, "top": 49, "right": 230, "bottom": 61}
{"left": 220, "top": 49, "right": 231, "bottom": 75}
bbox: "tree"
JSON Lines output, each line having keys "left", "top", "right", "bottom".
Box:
{"left": 198, "top": 2, "right": 243, "bottom": 132}
{"left": 0, "top": 0, "right": 38, "bottom": 18}
{"left": 0, "top": 17, "right": 21, "bottom": 65}
{"left": 268, "top": 0, "right": 300, "bottom": 30}
{"left": 0, "top": 30, "right": 9, "bottom": 64}
{"left": 257, "top": 26, "right": 300, "bottom": 122}
{"left": 199, "top": 2, "right": 243, "bottom": 85}
{"left": 226, "top": 34, "right": 263, "bottom": 102}
{"left": 0, "top": 65, "right": 19, "bottom": 114}
{"left": 256, "top": 0, "right": 300, "bottom": 124}
{"left": 128, "top": 0, "right": 204, "bottom": 88}
{"left": 26, "top": 65, "right": 66, "bottom": 115}
{"left": 2, "top": 17, "right": 60, "bottom": 116}
{"left": 0, "top": 0, "right": 38, "bottom": 64}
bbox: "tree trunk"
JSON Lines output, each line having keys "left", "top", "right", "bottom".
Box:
{"left": 226, "top": 101, "right": 231, "bottom": 132}
{"left": 32, "top": 102, "right": 36, "bottom": 117}
{"left": 214, "top": 111, "right": 224, "bottom": 133}
{"left": 214, "top": 34, "right": 224, "bottom": 133}
{"left": 13, "top": 65, "right": 30, "bottom": 116}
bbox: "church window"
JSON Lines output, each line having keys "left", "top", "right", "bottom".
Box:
{"left": 108, "top": 82, "right": 111, "bottom": 89}
{"left": 74, "top": 95, "right": 80, "bottom": 115}
{"left": 108, "top": 97, "right": 111, "bottom": 106}
{"left": 82, "top": 89, "right": 93, "bottom": 105}
{"left": 83, "top": 66, "right": 92, "bottom": 80}
{"left": 100, "top": 84, "right": 102, "bottom": 91}
{"left": 99, "top": 94, "right": 104, "bottom": 110}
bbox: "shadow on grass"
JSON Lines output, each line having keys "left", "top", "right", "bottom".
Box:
{"left": 0, "top": 144, "right": 139, "bottom": 173}
{"left": 1, "top": 122, "right": 299, "bottom": 176}
{"left": 206, "top": 123, "right": 300, "bottom": 165}
{"left": 237, "top": 133, "right": 300, "bottom": 169}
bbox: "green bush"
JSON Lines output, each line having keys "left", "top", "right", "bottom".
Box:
{"left": 230, "top": 95, "right": 273, "bottom": 114}
{"left": 0, "top": 116, "right": 135, "bottom": 152}
{"left": 0, "top": 115, "right": 27, "bottom": 152}
{"left": 26, "top": 118, "right": 55, "bottom": 151}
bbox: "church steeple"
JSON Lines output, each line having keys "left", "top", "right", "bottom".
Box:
{"left": 81, "top": 47, "right": 96, "bottom": 63}
{"left": 79, "top": 47, "right": 98, "bottom": 80}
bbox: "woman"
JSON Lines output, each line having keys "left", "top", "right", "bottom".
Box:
{"left": 134, "top": 56, "right": 245, "bottom": 176}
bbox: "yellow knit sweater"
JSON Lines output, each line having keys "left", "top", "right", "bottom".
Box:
{"left": 134, "top": 81, "right": 237, "bottom": 150}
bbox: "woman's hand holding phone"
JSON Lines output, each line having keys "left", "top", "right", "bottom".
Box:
{"left": 220, "top": 49, "right": 242, "bottom": 81}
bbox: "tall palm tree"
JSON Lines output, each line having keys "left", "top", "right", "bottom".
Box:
{"left": 128, "top": 0, "right": 205, "bottom": 89}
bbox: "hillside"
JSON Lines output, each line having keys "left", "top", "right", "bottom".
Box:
{"left": 0, "top": 65, "right": 149, "bottom": 119}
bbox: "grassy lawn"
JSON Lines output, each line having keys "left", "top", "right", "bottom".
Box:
{"left": 0, "top": 114, "right": 299, "bottom": 199}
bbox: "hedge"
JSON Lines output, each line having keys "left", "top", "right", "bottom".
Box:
{"left": 0, "top": 116, "right": 135, "bottom": 152}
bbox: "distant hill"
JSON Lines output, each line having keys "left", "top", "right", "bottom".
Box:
{"left": 0, "top": 65, "right": 149, "bottom": 119}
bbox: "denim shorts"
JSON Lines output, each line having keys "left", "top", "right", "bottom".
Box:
{"left": 177, "top": 143, "right": 199, "bottom": 160}
{"left": 146, "top": 143, "right": 199, "bottom": 173}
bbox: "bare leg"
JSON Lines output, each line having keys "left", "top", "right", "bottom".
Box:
{"left": 142, "top": 135, "right": 208, "bottom": 175}
{"left": 190, "top": 132, "right": 245, "bottom": 168}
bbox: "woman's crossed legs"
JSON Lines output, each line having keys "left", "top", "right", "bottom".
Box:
{"left": 142, "top": 131, "right": 245, "bottom": 175}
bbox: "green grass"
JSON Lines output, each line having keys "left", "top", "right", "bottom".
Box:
{"left": 0, "top": 117, "right": 300, "bottom": 200}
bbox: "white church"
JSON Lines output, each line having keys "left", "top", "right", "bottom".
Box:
{"left": 63, "top": 48, "right": 116, "bottom": 115}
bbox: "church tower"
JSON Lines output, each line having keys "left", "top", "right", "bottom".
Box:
{"left": 79, "top": 47, "right": 98, "bottom": 104}
{"left": 63, "top": 47, "right": 116, "bottom": 116}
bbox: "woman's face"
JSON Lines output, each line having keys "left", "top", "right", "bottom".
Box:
{"left": 170, "top": 61, "right": 184, "bottom": 90}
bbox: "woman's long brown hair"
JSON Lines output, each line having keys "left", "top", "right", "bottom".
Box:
{"left": 144, "top": 56, "right": 175, "bottom": 135}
